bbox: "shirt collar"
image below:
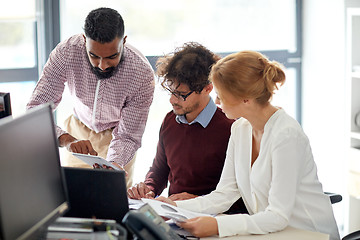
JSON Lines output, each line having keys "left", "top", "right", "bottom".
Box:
{"left": 175, "top": 98, "right": 217, "bottom": 128}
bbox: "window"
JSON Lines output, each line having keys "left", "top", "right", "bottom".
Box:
{"left": 59, "top": 0, "right": 301, "bottom": 183}
{"left": 61, "top": 0, "right": 297, "bottom": 55}
{"left": 0, "top": 2, "right": 36, "bottom": 69}
{"left": 0, "top": 82, "right": 36, "bottom": 116}
{"left": 0, "top": 0, "right": 302, "bottom": 185}
{"left": 0, "top": 1, "right": 37, "bottom": 117}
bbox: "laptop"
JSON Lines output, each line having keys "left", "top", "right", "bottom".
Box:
{"left": 62, "top": 167, "right": 129, "bottom": 223}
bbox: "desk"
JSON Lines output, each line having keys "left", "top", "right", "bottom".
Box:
{"left": 49, "top": 217, "right": 329, "bottom": 240}
{"left": 201, "top": 226, "right": 329, "bottom": 240}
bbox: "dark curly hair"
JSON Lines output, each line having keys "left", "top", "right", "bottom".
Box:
{"left": 84, "top": 7, "right": 124, "bottom": 43}
{"left": 156, "top": 42, "right": 220, "bottom": 93}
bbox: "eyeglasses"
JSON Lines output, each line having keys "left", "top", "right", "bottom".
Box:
{"left": 163, "top": 86, "right": 194, "bottom": 101}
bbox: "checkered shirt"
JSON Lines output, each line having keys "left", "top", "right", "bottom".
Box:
{"left": 27, "top": 34, "right": 155, "bottom": 166}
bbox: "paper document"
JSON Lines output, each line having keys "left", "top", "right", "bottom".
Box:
{"left": 72, "top": 153, "right": 121, "bottom": 170}
{"left": 128, "top": 198, "right": 145, "bottom": 210}
{"left": 141, "top": 198, "right": 211, "bottom": 222}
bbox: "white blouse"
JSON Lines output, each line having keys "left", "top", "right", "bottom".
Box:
{"left": 176, "top": 109, "right": 340, "bottom": 240}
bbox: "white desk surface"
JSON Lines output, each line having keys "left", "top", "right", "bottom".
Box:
{"left": 201, "top": 226, "right": 329, "bottom": 240}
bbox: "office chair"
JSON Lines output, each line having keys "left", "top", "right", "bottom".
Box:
{"left": 343, "top": 230, "right": 360, "bottom": 240}
{"left": 325, "top": 192, "right": 343, "bottom": 204}
{"left": 323, "top": 192, "right": 360, "bottom": 239}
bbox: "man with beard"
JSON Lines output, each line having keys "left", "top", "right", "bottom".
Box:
{"left": 127, "top": 42, "right": 247, "bottom": 214}
{"left": 26, "top": 7, "right": 155, "bottom": 187}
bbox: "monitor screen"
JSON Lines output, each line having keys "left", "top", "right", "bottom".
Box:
{"left": 0, "top": 92, "right": 11, "bottom": 119}
{"left": 0, "top": 103, "right": 69, "bottom": 240}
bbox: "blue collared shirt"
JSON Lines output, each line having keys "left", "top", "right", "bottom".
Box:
{"left": 175, "top": 98, "right": 217, "bottom": 128}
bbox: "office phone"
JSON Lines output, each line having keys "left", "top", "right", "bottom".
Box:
{"left": 122, "top": 203, "right": 182, "bottom": 240}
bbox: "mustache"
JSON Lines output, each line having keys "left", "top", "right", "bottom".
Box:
{"left": 91, "top": 66, "right": 116, "bottom": 79}
{"left": 87, "top": 49, "right": 124, "bottom": 80}
{"left": 95, "top": 67, "right": 114, "bottom": 72}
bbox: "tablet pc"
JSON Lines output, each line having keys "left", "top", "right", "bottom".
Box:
{"left": 71, "top": 153, "right": 121, "bottom": 170}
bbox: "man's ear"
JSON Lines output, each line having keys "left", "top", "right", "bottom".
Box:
{"left": 203, "top": 83, "right": 213, "bottom": 94}
{"left": 83, "top": 34, "right": 86, "bottom": 42}
{"left": 123, "top": 35, "right": 127, "bottom": 44}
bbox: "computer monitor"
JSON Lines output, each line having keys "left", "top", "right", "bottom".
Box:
{"left": 0, "top": 103, "right": 69, "bottom": 240}
{"left": 62, "top": 167, "right": 129, "bottom": 223}
{"left": 0, "top": 92, "right": 11, "bottom": 119}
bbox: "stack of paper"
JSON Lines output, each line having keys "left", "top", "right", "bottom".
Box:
{"left": 141, "top": 198, "right": 211, "bottom": 222}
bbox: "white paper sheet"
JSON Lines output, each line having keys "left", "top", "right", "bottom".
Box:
{"left": 72, "top": 153, "right": 121, "bottom": 170}
{"left": 141, "top": 198, "right": 211, "bottom": 222}
{"left": 128, "top": 198, "right": 145, "bottom": 210}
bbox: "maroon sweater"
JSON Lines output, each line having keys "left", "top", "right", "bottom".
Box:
{"left": 144, "top": 107, "right": 234, "bottom": 196}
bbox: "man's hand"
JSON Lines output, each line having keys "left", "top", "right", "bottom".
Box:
{"left": 169, "top": 192, "right": 198, "bottom": 201}
{"left": 155, "top": 196, "right": 177, "bottom": 206}
{"left": 58, "top": 133, "right": 97, "bottom": 155}
{"left": 93, "top": 162, "right": 127, "bottom": 174}
{"left": 178, "top": 217, "right": 219, "bottom": 238}
{"left": 127, "top": 182, "right": 155, "bottom": 199}
{"left": 109, "top": 162, "right": 127, "bottom": 174}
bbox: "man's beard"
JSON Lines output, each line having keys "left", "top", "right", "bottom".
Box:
{"left": 172, "top": 102, "right": 200, "bottom": 117}
{"left": 90, "top": 64, "right": 119, "bottom": 79}
{"left": 89, "top": 52, "right": 124, "bottom": 79}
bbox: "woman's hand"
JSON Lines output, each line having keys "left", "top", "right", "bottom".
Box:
{"left": 178, "top": 216, "right": 219, "bottom": 238}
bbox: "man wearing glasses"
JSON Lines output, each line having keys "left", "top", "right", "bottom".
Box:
{"left": 128, "top": 42, "right": 247, "bottom": 213}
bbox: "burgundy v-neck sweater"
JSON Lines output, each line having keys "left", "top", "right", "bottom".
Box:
{"left": 145, "top": 108, "right": 234, "bottom": 197}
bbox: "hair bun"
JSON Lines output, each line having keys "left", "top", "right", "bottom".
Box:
{"left": 259, "top": 58, "right": 285, "bottom": 92}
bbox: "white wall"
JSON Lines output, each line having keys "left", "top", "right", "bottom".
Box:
{"left": 302, "top": 0, "right": 347, "bottom": 235}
